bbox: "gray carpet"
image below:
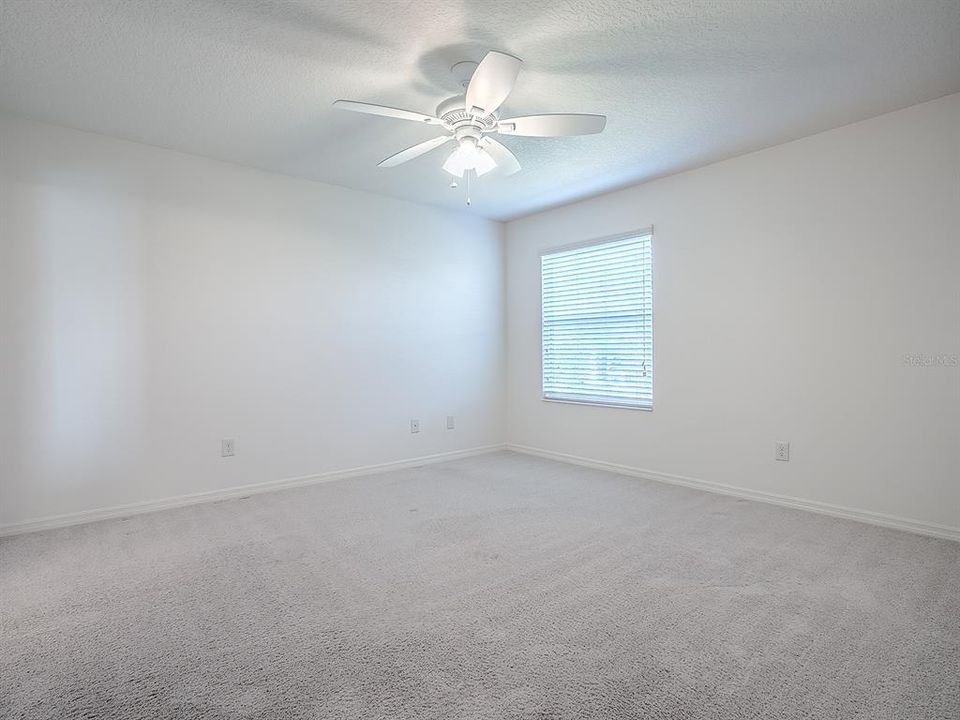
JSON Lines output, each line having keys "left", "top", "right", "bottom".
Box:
{"left": 1, "top": 451, "right": 958, "bottom": 719}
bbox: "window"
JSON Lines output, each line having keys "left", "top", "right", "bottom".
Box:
{"left": 541, "top": 230, "right": 653, "bottom": 409}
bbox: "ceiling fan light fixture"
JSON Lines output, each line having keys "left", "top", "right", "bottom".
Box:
{"left": 474, "top": 148, "right": 497, "bottom": 176}
{"left": 443, "top": 138, "right": 496, "bottom": 177}
{"left": 442, "top": 148, "right": 467, "bottom": 177}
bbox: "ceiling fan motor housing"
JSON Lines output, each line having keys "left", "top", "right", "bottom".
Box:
{"left": 436, "top": 95, "right": 499, "bottom": 131}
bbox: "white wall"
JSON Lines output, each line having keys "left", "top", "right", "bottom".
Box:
{"left": 3, "top": 95, "right": 957, "bottom": 535}
{"left": 0, "top": 115, "right": 505, "bottom": 528}
{"left": 506, "top": 94, "right": 960, "bottom": 532}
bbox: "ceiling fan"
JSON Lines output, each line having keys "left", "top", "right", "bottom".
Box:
{"left": 333, "top": 51, "right": 606, "bottom": 204}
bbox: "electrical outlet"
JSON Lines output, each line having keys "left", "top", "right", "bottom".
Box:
{"left": 221, "top": 438, "right": 235, "bottom": 457}
{"left": 410, "top": 419, "right": 420, "bottom": 434}
{"left": 775, "top": 441, "right": 790, "bottom": 462}
{"left": 446, "top": 415, "right": 455, "bottom": 430}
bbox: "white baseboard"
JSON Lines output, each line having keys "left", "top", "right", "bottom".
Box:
{"left": 7, "top": 443, "right": 956, "bottom": 543}
{"left": 0, "top": 444, "right": 507, "bottom": 538}
{"left": 507, "top": 444, "right": 960, "bottom": 543}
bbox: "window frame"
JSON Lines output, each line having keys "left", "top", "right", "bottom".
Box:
{"left": 539, "top": 228, "right": 654, "bottom": 411}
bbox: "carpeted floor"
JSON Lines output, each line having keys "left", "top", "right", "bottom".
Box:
{"left": 2, "top": 451, "right": 958, "bottom": 719}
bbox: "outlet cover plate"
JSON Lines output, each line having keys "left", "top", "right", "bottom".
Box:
{"left": 775, "top": 441, "right": 790, "bottom": 462}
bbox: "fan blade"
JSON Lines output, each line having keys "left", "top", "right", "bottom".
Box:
{"left": 333, "top": 100, "right": 443, "bottom": 126}
{"left": 498, "top": 114, "right": 606, "bottom": 137}
{"left": 465, "top": 51, "right": 522, "bottom": 116}
{"left": 479, "top": 137, "right": 521, "bottom": 176}
{"left": 378, "top": 136, "right": 452, "bottom": 167}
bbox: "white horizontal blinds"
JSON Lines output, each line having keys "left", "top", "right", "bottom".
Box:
{"left": 542, "top": 232, "right": 653, "bottom": 409}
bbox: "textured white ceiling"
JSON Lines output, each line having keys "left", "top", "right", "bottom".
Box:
{"left": 1, "top": 0, "right": 958, "bottom": 220}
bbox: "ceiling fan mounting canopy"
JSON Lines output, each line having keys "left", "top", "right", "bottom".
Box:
{"left": 332, "top": 50, "right": 606, "bottom": 192}
{"left": 450, "top": 60, "right": 479, "bottom": 89}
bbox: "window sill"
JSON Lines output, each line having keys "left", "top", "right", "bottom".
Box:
{"left": 542, "top": 397, "right": 653, "bottom": 412}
